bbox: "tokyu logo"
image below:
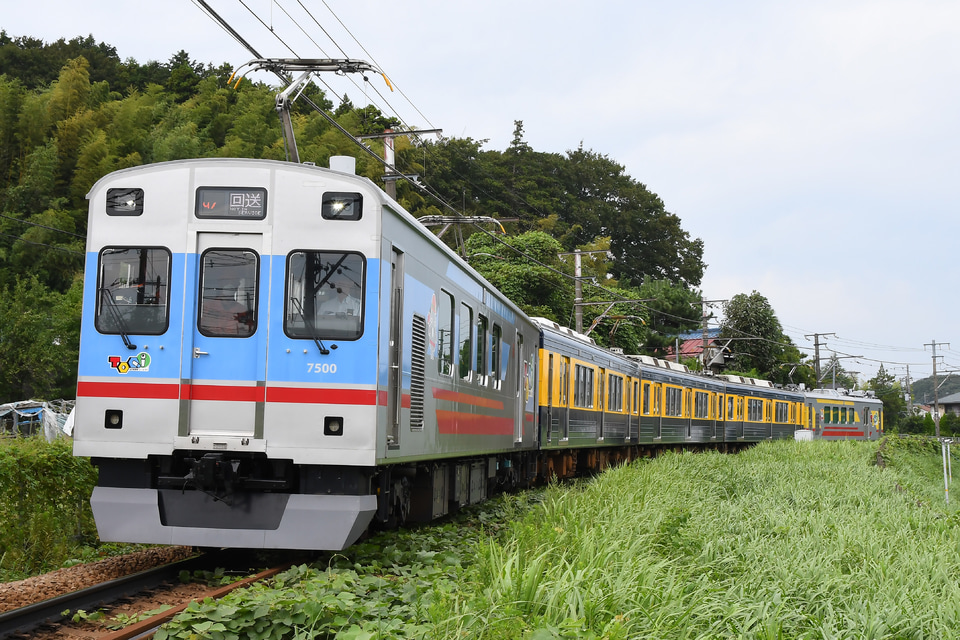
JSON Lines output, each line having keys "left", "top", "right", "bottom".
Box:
{"left": 108, "top": 352, "right": 151, "bottom": 374}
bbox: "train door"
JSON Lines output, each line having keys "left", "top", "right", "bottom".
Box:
{"left": 387, "top": 248, "right": 404, "bottom": 448}
{"left": 186, "top": 232, "right": 266, "bottom": 438}
{"left": 515, "top": 331, "right": 525, "bottom": 443}
{"left": 598, "top": 368, "right": 606, "bottom": 440}
{"left": 547, "top": 353, "right": 554, "bottom": 444}
{"left": 561, "top": 356, "right": 570, "bottom": 440}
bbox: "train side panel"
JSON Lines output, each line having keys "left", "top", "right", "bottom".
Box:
{"left": 375, "top": 204, "right": 539, "bottom": 463}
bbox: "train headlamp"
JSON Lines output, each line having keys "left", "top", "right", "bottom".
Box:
{"left": 321, "top": 192, "right": 362, "bottom": 220}
{"left": 105, "top": 410, "right": 123, "bottom": 429}
{"left": 324, "top": 416, "right": 343, "bottom": 436}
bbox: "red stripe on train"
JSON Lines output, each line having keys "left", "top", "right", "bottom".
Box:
{"left": 77, "top": 381, "right": 180, "bottom": 400}
{"left": 78, "top": 382, "right": 379, "bottom": 406}
{"left": 181, "top": 384, "right": 265, "bottom": 402}
{"left": 821, "top": 429, "right": 865, "bottom": 437}
{"left": 436, "top": 410, "right": 515, "bottom": 435}
{"left": 432, "top": 388, "right": 505, "bottom": 410}
{"left": 266, "top": 387, "right": 378, "bottom": 405}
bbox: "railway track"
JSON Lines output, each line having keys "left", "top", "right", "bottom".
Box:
{"left": 0, "top": 551, "right": 301, "bottom": 640}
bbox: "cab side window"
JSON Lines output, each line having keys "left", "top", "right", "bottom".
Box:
{"left": 96, "top": 247, "right": 171, "bottom": 335}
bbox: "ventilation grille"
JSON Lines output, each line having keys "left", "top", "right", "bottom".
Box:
{"left": 410, "top": 314, "right": 426, "bottom": 430}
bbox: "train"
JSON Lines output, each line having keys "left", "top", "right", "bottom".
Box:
{"left": 73, "top": 157, "right": 883, "bottom": 550}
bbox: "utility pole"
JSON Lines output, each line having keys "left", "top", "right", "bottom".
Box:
{"left": 357, "top": 128, "right": 443, "bottom": 200}
{"left": 559, "top": 249, "right": 610, "bottom": 333}
{"left": 926, "top": 340, "right": 949, "bottom": 438}
{"left": 575, "top": 250, "right": 583, "bottom": 333}
{"left": 805, "top": 332, "right": 836, "bottom": 388}
{"left": 905, "top": 365, "right": 914, "bottom": 415}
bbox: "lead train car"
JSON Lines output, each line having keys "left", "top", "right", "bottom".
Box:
{"left": 74, "top": 157, "right": 540, "bottom": 550}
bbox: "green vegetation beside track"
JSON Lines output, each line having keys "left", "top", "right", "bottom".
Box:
{"left": 153, "top": 436, "right": 960, "bottom": 639}
{"left": 6, "top": 436, "right": 960, "bottom": 637}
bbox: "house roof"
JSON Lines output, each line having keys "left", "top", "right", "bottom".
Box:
{"left": 936, "top": 392, "right": 960, "bottom": 405}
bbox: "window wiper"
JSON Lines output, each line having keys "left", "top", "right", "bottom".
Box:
{"left": 98, "top": 288, "right": 138, "bottom": 350}
{"left": 290, "top": 297, "right": 329, "bottom": 355}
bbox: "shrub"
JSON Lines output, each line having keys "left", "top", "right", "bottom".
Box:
{"left": 0, "top": 436, "right": 99, "bottom": 579}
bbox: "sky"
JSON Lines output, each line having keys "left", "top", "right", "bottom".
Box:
{"left": 5, "top": 0, "right": 960, "bottom": 387}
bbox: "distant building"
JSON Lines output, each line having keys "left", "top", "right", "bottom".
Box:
{"left": 933, "top": 392, "right": 960, "bottom": 417}
{"left": 666, "top": 328, "right": 729, "bottom": 373}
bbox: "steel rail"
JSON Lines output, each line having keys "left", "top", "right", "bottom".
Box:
{"left": 98, "top": 563, "right": 294, "bottom": 640}
{"left": 0, "top": 553, "right": 210, "bottom": 638}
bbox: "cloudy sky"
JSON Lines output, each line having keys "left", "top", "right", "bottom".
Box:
{"left": 5, "top": 0, "right": 960, "bottom": 387}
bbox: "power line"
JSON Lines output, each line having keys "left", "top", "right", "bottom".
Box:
{"left": 0, "top": 213, "right": 85, "bottom": 239}
{"left": 0, "top": 232, "right": 83, "bottom": 256}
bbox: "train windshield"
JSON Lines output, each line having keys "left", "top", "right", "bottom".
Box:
{"left": 95, "top": 247, "right": 171, "bottom": 335}
{"left": 285, "top": 251, "right": 365, "bottom": 341}
{"left": 197, "top": 248, "right": 259, "bottom": 338}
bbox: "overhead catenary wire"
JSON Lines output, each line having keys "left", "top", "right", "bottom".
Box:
{"left": 0, "top": 213, "right": 85, "bottom": 239}
{"left": 201, "top": 3, "right": 865, "bottom": 353}
{"left": 191, "top": 2, "right": 933, "bottom": 376}
{"left": 0, "top": 232, "right": 83, "bottom": 256}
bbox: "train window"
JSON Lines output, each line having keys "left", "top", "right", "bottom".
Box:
{"left": 642, "top": 382, "right": 651, "bottom": 415}
{"left": 775, "top": 402, "right": 789, "bottom": 423}
{"left": 321, "top": 192, "right": 362, "bottom": 221}
{"left": 438, "top": 290, "right": 454, "bottom": 376}
{"left": 608, "top": 375, "right": 624, "bottom": 412}
{"left": 748, "top": 398, "right": 764, "bottom": 422}
{"left": 476, "top": 315, "right": 488, "bottom": 383}
{"left": 633, "top": 381, "right": 640, "bottom": 415}
{"left": 491, "top": 323, "right": 502, "bottom": 385}
{"left": 560, "top": 357, "right": 570, "bottom": 407}
{"left": 96, "top": 247, "right": 171, "bottom": 335}
{"left": 694, "top": 391, "right": 709, "bottom": 419}
{"left": 459, "top": 303, "right": 473, "bottom": 380}
{"left": 665, "top": 386, "right": 682, "bottom": 417}
{"left": 574, "top": 364, "right": 594, "bottom": 408}
{"left": 198, "top": 248, "right": 258, "bottom": 338}
{"left": 727, "top": 396, "right": 735, "bottom": 420}
{"left": 196, "top": 187, "right": 267, "bottom": 219}
{"left": 284, "top": 251, "right": 365, "bottom": 341}
{"left": 105, "top": 188, "right": 144, "bottom": 216}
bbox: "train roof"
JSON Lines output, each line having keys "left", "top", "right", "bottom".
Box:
{"left": 804, "top": 387, "right": 881, "bottom": 403}
{"left": 85, "top": 156, "right": 534, "bottom": 326}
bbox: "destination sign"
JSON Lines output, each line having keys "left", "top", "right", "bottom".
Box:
{"left": 195, "top": 187, "right": 267, "bottom": 219}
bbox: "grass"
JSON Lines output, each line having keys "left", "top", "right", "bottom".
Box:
{"left": 153, "top": 436, "right": 960, "bottom": 639}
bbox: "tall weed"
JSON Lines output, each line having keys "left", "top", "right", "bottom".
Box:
{"left": 0, "top": 436, "right": 99, "bottom": 578}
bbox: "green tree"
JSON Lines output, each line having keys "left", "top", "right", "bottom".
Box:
{"left": 464, "top": 230, "right": 572, "bottom": 321}
{"left": 0, "top": 275, "right": 81, "bottom": 401}
{"left": 559, "top": 146, "right": 705, "bottom": 288}
{"left": 0, "top": 74, "right": 24, "bottom": 184}
{"left": 633, "top": 278, "right": 701, "bottom": 359}
{"left": 866, "top": 364, "right": 906, "bottom": 432}
{"left": 719, "top": 291, "right": 798, "bottom": 380}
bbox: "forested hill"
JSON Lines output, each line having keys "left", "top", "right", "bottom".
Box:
{"left": 911, "top": 375, "right": 960, "bottom": 406}
{"left": 0, "top": 32, "right": 706, "bottom": 403}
